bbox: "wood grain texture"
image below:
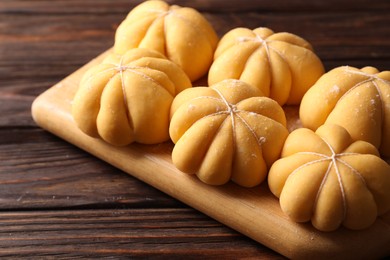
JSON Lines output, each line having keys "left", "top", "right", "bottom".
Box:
{"left": 0, "top": 0, "right": 389, "bottom": 13}
{"left": 1, "top": 0, "right": 390, "bottom": 258}
{"left": 1, "top": 4, "right": 390, "bottom": 76}
{"left": 0, "top": 209, "right": 280, "bottom": 258}
{"left": 0, "top": 128, "right": 184, "bottom": 210}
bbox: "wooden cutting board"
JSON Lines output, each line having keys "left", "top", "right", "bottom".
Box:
{"left": 31, "top": 48, "right": 390, "bottom": 259}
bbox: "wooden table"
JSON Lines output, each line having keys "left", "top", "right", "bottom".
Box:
{"left": 1, "top": 0, "right": 389, "bottom": 258}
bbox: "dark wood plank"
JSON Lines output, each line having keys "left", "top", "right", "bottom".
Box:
{"left": 0, "top": 128, "right": 185, "bottom": 210}
{"left": 0, "top": 94, "right": 35, "bottom": 127}
{"left": 0, "top": 13, "right": 119, "bottom": 68}
{"left": 0, "top": 0, "right": 388, "bottom": 13}
{"left": 1, "top": 11, "right": 389, "bottom": 82}
{"left": 0, "top": 209, "right": 282, "bottom": 258}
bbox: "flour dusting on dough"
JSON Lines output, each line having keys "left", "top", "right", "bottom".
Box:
{"left": 248, "top": 112, "right": 257, "bottom": 117}
{"left": 187, "top": 104, "right": 196, "bottom": 112}
{"left": 330, "top": 85, "right": 340, "bottom": 95}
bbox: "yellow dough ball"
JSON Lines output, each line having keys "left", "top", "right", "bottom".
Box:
{"left": 72, "top": 48, "right": 191, "bottom": 146}
{"left": 208, "top": 27, "right": 324, "bottom": 105}
{"left": 114, "top": 0, "right": 219, "bottom": 82}
{"left": 268, "top": 124, "right": 390, "bottom": 232}
{"left": 170, "top": 79, "right": 289, "bottom": 187}
{"left": 300, "top": 66, "right": 390, "bottom": 157}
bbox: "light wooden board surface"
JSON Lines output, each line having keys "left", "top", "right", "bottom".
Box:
{"left": 31, "top": 49, "right": 390, "bottom": 259}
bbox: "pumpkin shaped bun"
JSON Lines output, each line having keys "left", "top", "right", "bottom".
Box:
{"left": 268, "top": 124, "right": 390, "bottom": 232}
{"left": 169, "top": 79, "right": 289, "bottom": 187}
{"left": 72, "top": 48, "right": 191, "bottom": 146}
{"left": 208, "top": 27, "right": 324, "bottom": 105}
{"left": 300, "top": 66, "right": 390, "bottom": 157}
{"left": 114, "top": 0, "right": 218, "bottom": 82}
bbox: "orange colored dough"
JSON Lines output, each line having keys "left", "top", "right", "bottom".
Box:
{"left": 208, "top": 27, "right": 324, "bottom": 105}
{"left": 114, "top": 0, "right": 218, "bottom": 82}
{"left": 268, "top": 124, "right": 390, "bottom": 231}
{"left": 72, "top": 48, "right": 191, "bottom": 146}
{"left": 170, "top": 79, "right": 289, "bottom": 187}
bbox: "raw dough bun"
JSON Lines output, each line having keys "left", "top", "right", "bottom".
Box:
{"left": 208, "top": 27, "right": 324, "bottom": 105}
{"left": 114, "top": 0, "right": 219, "bottom": 82}
{"left": 268, "top": 124, "right": 390, "bottom": 231}
{"left": 72, "top": 48, "right": 191, "bottom": 146}
{"left": 170, "top": 79, "right": 289, "bottom": 187}
{"left": 300, "top": 66, "right": 390, "bottom": 157}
